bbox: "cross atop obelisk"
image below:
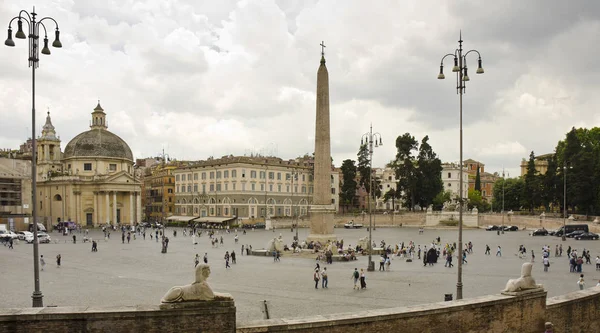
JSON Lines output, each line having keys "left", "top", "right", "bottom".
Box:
{"left": 307, "top": 42, "right": 336, "bottom": 243}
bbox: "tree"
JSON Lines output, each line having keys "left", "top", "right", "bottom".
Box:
{"left": 382, "top": 188, "right": 397, "bottom": 211}
{"left": 474, "top": 164, "right": 481, "bottom": 192}
{"left": 392, "top": 133, "right": 418, "bottom": 210}
{"left": 416, "top": 136, "right": 443, "bottom": 209}
{"left": 492, "top": 177, "right": 525, "bottom": 211}
{"left": 339, "top": 159, "right": 358, "bottom": 213}
{"left": 357, "top": 143, "right": 371, "bottom": 194}
{"left": 432, "top": 190, "right": 452, "bottom": 211}
{"left": 467, "top": 189, "right": 486, "bottom": 211}
{"left": 522, "top": 151, "right": 541, "bottom": 213}
{"left": 540, "top": 154, "right": 558, "bottom": 211}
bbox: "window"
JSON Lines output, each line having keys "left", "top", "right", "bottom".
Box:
{"left": 181, "top": 186, "right": 186, "bottom": 193}
{"left": 331, "top": 188, "right": 336, "bottom": 194}
{"left": 250, "top": 171, "right": 256, "bottom": 178}
{"left": 332, "top": 198, "right": 335, "bottom": 204}
{"left": 188, "top": 174, "right": 192, "bottom": 181}
{"left": 210, "top": 184, "right": 214, "bottom": 191}
{"left": 259, "top": 171, "right": 265, "bottom": 179}
{"left": 109, "top": 164, "right": 117, "bottom": 171}
{"left": 286, "top": 173, "right": 291, "bottom": 180}
{"left": 216, "top": 184, "right": 221, "bottom": 191}
{"left": 216, "top": 171, "right": 221, "bottom": 179}
{"left": 193, "top": 184, "right": 198, "bottom": 192}
{"left": 210, "top": 172, "right": 214, "bottom": 179}
{"left": 187, "top": 185, "right": 191, "bottom": 192}
{"left": 286, "top": 185, "right": 290, "bottom": 192}
{"left": 241, "top": 169, "right": 245, "bottom": 178}
{"left": 225, "top": 183, "right": 228, "bottom": 191}
{"left": 194, "top": 173, "right": 198, "bottom": 180}
{"left": 242, "top": 183, "right": 246, "bottom": 191}
{"left": 232, "top": 170, "right": 237, "bottom": 178}
{"left": 202, "top": 184, "right": 206, "bottom": 193}
{"left": 448, "top": 172, "right": 451, "bottom": 178}
{"left": 176, "top": 175, "right": 180, "bottom": 181}
{"left": 302, "top": 174, "right": 305, "bottom": 181}
{"left": 260, "top": 184, "right": 264, "bottom": 191}
{"left": 277, "top": 172, "right": 281, "bottom": 180}
{"left": 84, "top": 163, "right": 92, "bottom": 171}
{"left": 268, "top": 172, "right": 274, "bottom": 179}
{"left": 309, "top": 175, "right": 313, "bottom": 182}
{"left": 224, "top": 170, "right": 229, "bottom": 178}
{"left": 269, "top": 184, "right": 273, "bottom": 192}
{"left": 278, "top": 185, "right": 281, "bottom": 192}
{"left": 302, "top": 186, "right": 306, "bottom": 193}
{"left": 309, "top": 186, "right": 313, "bottom": 193}
{"left": 232, "top": 183, "right": 236, "bottom": 190}
{"left": 483, "top": 190, "right": 486, "bottom": 196}
{"left": 251, "top": 183, "right": 256, "bottom": 191}
{"left": 201, "top": 172, "right": 206, "bottom": 180}
{"left": 168, "top": 189, "right": 173, "bottom": 194}
{"left": 176, "top": 186, "right": 179, "bottom": 193}
{"left": 295, "top": 185, "right": 298, "bottom": 193}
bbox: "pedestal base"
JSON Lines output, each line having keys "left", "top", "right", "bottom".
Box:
{"left": 306, "top": 233, "right": 337, "bottom": 243}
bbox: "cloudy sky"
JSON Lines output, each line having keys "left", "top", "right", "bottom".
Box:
{"left": 1, "top": 0, "right": 599, "bottom": 177}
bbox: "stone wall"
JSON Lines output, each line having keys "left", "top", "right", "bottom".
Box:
{"left": 546, "top": 286, "right": 600, "bottom": 333}
{"left": 425, "top": 211, "right": 478, "bottom": 227}
{"left": 237, "top": 290, "right": 548, "bottom": 333}
{"left": 0, "top": 299, "right": 236, "bottom": 333}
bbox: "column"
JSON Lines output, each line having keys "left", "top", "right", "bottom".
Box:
{"left": 136, "top": 193, "right": 142, "bottom": 223}
{"left": 113, "top": 191, "right": 118, "bottom": 224}
{"left": 69, "top": 188, "right": 75, "bottom": 222}
{"left": 93, "top": 192, "right": 98, "bottom": 226}
{"left": 105, "top": 191, "right": 110, "bottom": 224}
{"left": 129, "top": 192, "right": 134, "bottom": 225}
{"left": 44, "top": 145, "right": 49, "bottom": 161}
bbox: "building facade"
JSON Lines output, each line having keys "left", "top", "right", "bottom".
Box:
{"left": 441, "top": 163, "right": 469, "bottom": 199}
{"left": 173, "top": 155, "right": 340, "bottom": 220}
{"left": 36, "top": 103, "right": 142, "bottom": 227}
{"left": 520, "top": 153, "right": 552, "bottom": 177}
{"left": 464, "top": 159, "right": 498, "bottom": 202}
{"left": 143, "top": 162, "right": 177, "bottom": 223}
{"left": 0, "top": 158, "right": 32, "bottom": 229}
{"left": 375, "top": 167, "right": 400, "bottom": 211}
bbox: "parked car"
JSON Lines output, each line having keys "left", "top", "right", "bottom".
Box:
{"left": 151, "top": 222, "right": 163, "bottom": 229}
{"left": 17, "top": 231, "right": 33, "bottom": 241}
{"left": 565, "top": 230, "right": 586, "bottom": 238}
{"left": 139, "top": 222, "right": 152, "bottom": 228}
{"left": 0, "top": 230, "right": 18, "bottom": 242}
{"left": 574, "top": 232, "right": 599, "bottom": 240}
{"left": 485, "top": 225, "right": 500, "bottom": 231}
{"left": 344, "top": 221, "right": 363, "bottom": 229}
{"left": 554, "top": 224, "right": 589, "bottom": 237}
{"left": 503, "top": 225, "right": 519, "bottom": 231}
{"left": 37, "top": 232, "right": 51, "bottom": 243}
{"left": 548, "top": 229, "right": 558, "bottom": 236}
{"left": 531, "top": 228, "right": 548, "bottom": 236}
{"left": 254, "top": 222, "right": 266, "bottom": 229}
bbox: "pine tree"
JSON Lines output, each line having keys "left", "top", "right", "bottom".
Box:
{"left": 474, "top": 164, "right": 481, "bottom": 192}
{"left": 340, "top": 159, "right": 358, "bottom": 212}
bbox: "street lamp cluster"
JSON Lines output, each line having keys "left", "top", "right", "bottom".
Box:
{"left": 437, "top": 32, "right": 484, "bottom": 300}
{"left": 5, "top": 7, "right": 63, "bottom": 308}
{"left": 361, "top": 124, "right": 382, "bottom": 272}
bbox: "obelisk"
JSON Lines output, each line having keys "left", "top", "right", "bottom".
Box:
{"left": 307, "top": 42, "right": 336, "bottom": 242}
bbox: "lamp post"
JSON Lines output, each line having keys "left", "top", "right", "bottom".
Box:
{"left": 157, "top": 149, "right": 171, "bottom": 223}
{"left": 437, "top": 32, "right": 484, "bottom": 300}
{"left": 501, "top": 170, "right": 508, "bottom": 234}
{"left": 361, "top": 124, "right": 382, "bottom": 272}
{"left": 5, "top": 7, "right": 62, "bottom": 308}
{"left": 290, "top": 170, "right": 299, "bottom": 240}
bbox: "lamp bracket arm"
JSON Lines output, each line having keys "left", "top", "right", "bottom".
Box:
{"left": 38, "top": 17, "right": 60, "bottom": 30}
{"left": 37, "top": 22, "right": 48, "bottom": 37}
{"left": 464, "top": 49, "right": 482, "bottom": 60}
{"left": 440, "top": 53, "right": 455, "bottom": 64}
{"left": 18, "top": 10, "right": 33, "bottom": 22}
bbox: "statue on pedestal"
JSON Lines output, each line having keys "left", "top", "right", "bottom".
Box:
{"left": 161, "top": 264, "right": 231, "bottom": 303}
{"left": 502, "top": 263, "right": 543, "bottom": 293}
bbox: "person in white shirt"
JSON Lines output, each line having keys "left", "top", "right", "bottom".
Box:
{"left": 543, "top": 257, "right": 550, "bottom": 272}
{"left": 595, "top": 256, "right": 600, "bottom": 271}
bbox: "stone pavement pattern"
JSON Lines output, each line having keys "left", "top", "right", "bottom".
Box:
{"left": 1, "top": 227, "right": 599, "bottom": 323}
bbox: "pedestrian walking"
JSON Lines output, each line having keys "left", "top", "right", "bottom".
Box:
{"left": 73, "top": 234, "right": 77, "bottom": 244}
{"left": 531, "top": 250, "right": 535, "bottom": 262}
{"left": 127, "top": 232, "right": 131, "bottom": 244}
{"left": 313, "top": 269, "right": 320, "bottom": 289}
{"left": 8, "top": 238, "right": 13, "bottom": 249}
{"left": 360, "top": 269, "right": 367, "bottom": 289}
{"left": 352, "top": 268, "right": 359, "bottom": 290}
{"left": 577, "top": 274, "right": 585, "bottom": 290}
{"left": 485, "top": 244, "right": 490, "bottom": 255}
{"left": 91, "top": 240, "right": 98, "bottom": 252}
{"left": 194, "top": 254, "right": 200, "bottom": 267}
{"left": 122, "top": 232, "right": 125, "bottom": 244}
{"left": 596, "top": 256, "right": 600, "bottom": 271}
{"left": 224, "top": 251, "right": 231, "bottom": 268}
{"left": 379, "top": 255, "right": 385, "bottom": 271}
{"left": 203, "top": 253, "right": 208, "bottom": 264}
{"left": 321, "top": 267, "right": 328, "bottom": 288}
{"left": 241, "top": 244, "right": 244, "bottom": 255}
{"left": 462, "top": 250, "right": 468, "bottom": 264}
{"left": 496, "top": 246, "right": 502, "bottom": 256}
{"left": 543, "top": 256, "right": 550, "bottom": 272}
{"left": 231, "top": 251, "right": 236, "bottom": 264}
{"left": 40, "top": 255, "right": 46, "bottom": 271}
{"left": 56, "top": 254, "right": 61, "bottom": 267}
{"left": 555, "top": 245, "right": 559, "bottom": 257}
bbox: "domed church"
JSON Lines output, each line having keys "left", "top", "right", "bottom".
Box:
{"left": 36, "top": 102, "right": 141, "bottom": 227}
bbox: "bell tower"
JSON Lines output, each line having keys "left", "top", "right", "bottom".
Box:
{"left": 90, "top": 100, "right": 108, "bottom": 130}
{"left": 37, "top": 110, "right": 63, "bottom": 178}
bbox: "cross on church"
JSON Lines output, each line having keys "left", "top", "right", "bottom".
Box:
{"left": 320, "top": 41, "right": 326, "bottom": 56}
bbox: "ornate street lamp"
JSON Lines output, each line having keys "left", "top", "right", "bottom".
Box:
{"left": 437, "top": 31, "right": 484, "bottom": 300}
{"left": 5, "top": 7, "right": 63, "bottom": 308}
{"left": 562, "top": 162, "right": 572, "bottom": 241}
{"left": 361, "top": 124, "right": 382, "bottom": 272}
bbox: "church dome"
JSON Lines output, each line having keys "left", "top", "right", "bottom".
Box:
{"left": 63, "top": 102, "right": 134, "bottom": 161}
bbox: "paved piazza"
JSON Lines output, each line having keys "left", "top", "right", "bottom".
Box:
{"left": 2, "top": 226, "right": 600, "bottom": 323}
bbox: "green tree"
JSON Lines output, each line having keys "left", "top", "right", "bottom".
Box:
{"left": 339, "top": 159, "right": 358, "bottom": 213}
{"left": 492, "top": 177, "right": 525, "bottom": 211}
{"left": 382, "top": 188, "right": 399, "bottom": 211}
{"left": 392, "top": 133, "right": 418, "bottom": 210}
{"left": 474, "top": 164, "right": 481, "bottom": 192}
{"left": 522, "top": 151, "right": 541, "bottom": 213}
{"left": 357, "top": 143, "right": 371, "bottom": 195}
{"left": 467, "top": 189, "right": 489, "bottom": 212}
{"left": 432, "top": 190, "right": 452, "bottom": 211}
{"left": 416, "top": 136, "right": 443, "bottom": 209}
{"left": 540, "top": 154, "right": 558, "bottom": 211}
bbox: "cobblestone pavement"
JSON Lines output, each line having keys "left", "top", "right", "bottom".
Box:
{"left": 1, "top": 226, "right": 599, "bottom": 323}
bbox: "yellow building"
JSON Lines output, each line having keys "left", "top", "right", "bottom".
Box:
{"left": 144, "top": 162, "right": 177, "bottom": 223}
{"left": 520, "top": 153, "right": 552, "bottom": 177}
{"left": 36, "top": 103, "right": 142, "bottom": 227}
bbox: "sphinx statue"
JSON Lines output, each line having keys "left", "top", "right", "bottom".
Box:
{"left": 502, "top": 263, "right": 543, "bottom": 293}
{"left": 161, "top": 264, "right": 231, "bottom": 303}
{"left": 266, "top": 236, "right": 284, "bottom": 252}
